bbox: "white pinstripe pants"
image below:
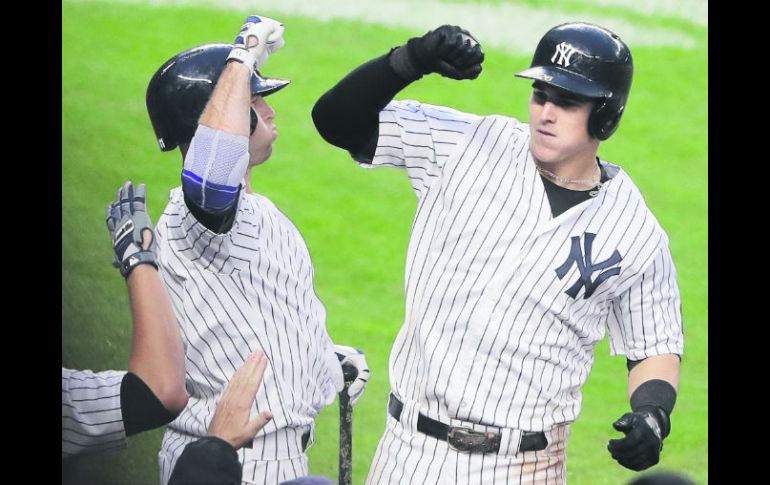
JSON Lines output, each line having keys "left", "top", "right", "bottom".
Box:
{"left": 366, "top": 414, "right": 570, "bottom": 485}
{"left": 159, "top": 426, "right": 311, "bottom": 485}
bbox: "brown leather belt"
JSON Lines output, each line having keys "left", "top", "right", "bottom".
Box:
{"left": 388, "top": 393, "right": 548, "bottom": 454}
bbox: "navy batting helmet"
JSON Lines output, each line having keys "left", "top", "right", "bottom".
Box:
{"left": 146, "top": 43, "right": 290, "bottom": 152}
{"left": 516, "top": 22, "right": 633, "bottom": 140}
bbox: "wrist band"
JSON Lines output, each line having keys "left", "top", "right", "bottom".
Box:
{"left": 121, "top": 251, "right": 158, "bottom": 278}
{"left": 388, "top": 46, "right": 422, "bottom": 82}
{"left": 225, "top": 47, "right": 254, "bottom": 74}
{"left": 630, "top": 379, "right": 677, "bottom": 416}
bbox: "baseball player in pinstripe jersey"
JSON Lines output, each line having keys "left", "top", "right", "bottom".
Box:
{"left": 144, "top": 16, "right": 370, "bottom": 484}
{"left": 313, "top": 23, "right": 684, "bottom": 484}
{"left": 62, "top": 181, "right": 189, "bottom": 457}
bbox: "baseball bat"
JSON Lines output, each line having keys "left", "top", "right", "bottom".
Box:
{"left": 339, "top": 362, "right": 358, "bottom": 485}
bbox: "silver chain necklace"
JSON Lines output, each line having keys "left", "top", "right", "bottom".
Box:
{"left": 536, "top": 164, "right": 603, "bottom": 196}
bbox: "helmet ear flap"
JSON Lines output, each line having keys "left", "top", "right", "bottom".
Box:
{"left": 250, "top": 108, "right": 258, "bottom": 135}
{"left": 589, "top": 98, "right": 624, "bottom": 141}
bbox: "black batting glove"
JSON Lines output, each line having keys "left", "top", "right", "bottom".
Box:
{"left": 390, "top": 25, "right": 484, "bottom": 81}
{"left": 607, "top": 405, "right": 671, "bottom": 471}
{"left": 105, "top": 181, "right": 159, "bottom": 278}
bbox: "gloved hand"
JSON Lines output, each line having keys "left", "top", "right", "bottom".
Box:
{"left": 334, "top": 345, "right": 371, "bottom": 406}
{"left": 607, "top": 405, "right": 671, "bottom": 471}
{"left": 105, "top": 181, "right": 158, "bottom": 278}
{"left": 390, "top": 25, "right": 484, "bottom": 81}
{"left": 226, "top": 15, "right": 285, "bottom": 74}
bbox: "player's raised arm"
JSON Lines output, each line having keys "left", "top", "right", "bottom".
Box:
{"left": 178, "top": 16, "right": 284, "bottom": 231}
{"left": 105, "top": 181, "right": 189, "bottom": 434}
{"left": 197, "top": 16, "right": 284, "bottom": 134}
{"left": 311, "top": 25, "right": 484, "bottom": 163}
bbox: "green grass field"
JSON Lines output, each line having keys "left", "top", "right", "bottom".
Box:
{"left": 62, "top": 1, "right": 707, "bottom": 483}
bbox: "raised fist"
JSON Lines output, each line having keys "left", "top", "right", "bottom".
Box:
{"left": 226, "top": 15, "right": 285, "bottom": 73}
{"left": 402, "top": 25, "right": 484, "bottom": 80}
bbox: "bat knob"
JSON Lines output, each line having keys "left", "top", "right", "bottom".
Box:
{"left": 342, "top": 362, "right": 358, "bottom": 384}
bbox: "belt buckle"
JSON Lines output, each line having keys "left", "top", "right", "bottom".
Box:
{"left": 446, "top": 426, "right": 497, "bottom": 454}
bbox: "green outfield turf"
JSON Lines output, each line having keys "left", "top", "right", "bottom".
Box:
{"left": 62, "top": 1, "right": 707, "bottom": 483}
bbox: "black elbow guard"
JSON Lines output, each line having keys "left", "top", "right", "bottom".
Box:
{"left": 350, "top": 132, "right": 379, "bottom": 165}
{"left": 121, "top": 372, "right": 182, "bottom": 436}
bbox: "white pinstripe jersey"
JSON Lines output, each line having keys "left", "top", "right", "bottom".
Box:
{"left": 155, "top": 187, "right": 343, "bottom": 453}
{"left": 365, "top": 100, "right": 684, "bottom": 432}
{"left": 61, "top": 368, "right": 127, "bottom": 457}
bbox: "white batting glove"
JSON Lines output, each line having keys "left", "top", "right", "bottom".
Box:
{"left": 226, "top": 15, "right": 285, "bottom": 74}
{"left": 334, "top": 345, "right": 370, "bottom": 407}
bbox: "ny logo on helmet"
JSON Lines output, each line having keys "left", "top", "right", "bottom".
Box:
{"left": 551, "top": 42, "right": 579, "bottom": 67}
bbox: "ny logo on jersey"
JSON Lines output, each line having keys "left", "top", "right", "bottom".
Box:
{"left": 551, "top": 42, "right": 579, "bottom": 67}
{"left": 555, "top": 233, "right": 622, "bottom": 299}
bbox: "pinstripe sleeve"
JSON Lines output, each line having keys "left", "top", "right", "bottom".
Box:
{"left": 606, "top": 246, "right": 684, "bottom": 360}
{"left": 368, "top": 100, "right": 480, "bottom": 197}
{"left": 62, "top": 368, "right": 128, "bottom": 457}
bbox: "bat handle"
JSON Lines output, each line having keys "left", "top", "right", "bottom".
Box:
{"left": 339, "top": 362, "right": 357, "bottom": 485}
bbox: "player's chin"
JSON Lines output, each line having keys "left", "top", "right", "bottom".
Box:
{"left": 529, "top": 139, "right": 560, "bottom": 164}
{"left": 250, "top": 145, "right": 273, "bottom": 166}
{"left": 266, "top": 132, "right": 278, "bottom": 151}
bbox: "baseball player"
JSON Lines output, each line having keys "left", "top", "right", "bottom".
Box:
{"left": 144, "top": 15, "right": 371, "bottom": 484}
{"left": 312, "top": 22, "right": 684, "bottom": 484}
{"left": 62, "top": 181, "right": 188, "bottom": 457}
